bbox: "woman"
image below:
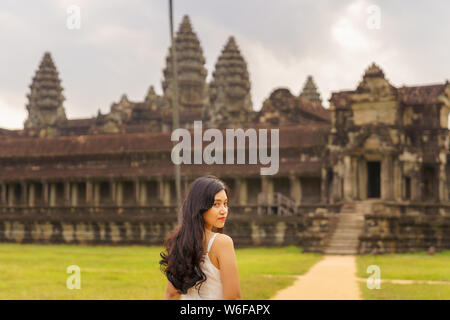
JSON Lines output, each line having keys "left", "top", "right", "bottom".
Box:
{"left": 160, "top": 175, "right": 242, "bottom": 300}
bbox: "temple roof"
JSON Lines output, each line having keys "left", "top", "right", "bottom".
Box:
{"left": 0, "top": 124, "right": 329, "bottom": 158}
{"left": 0, "top": 159, "right": 322, "bottom": 180}
{"left": 260, "top": 88, "right": 330, "bottom": 123}
{"left": 331, "top": 84, "right": 447, "bottom": 108}
{"left": 399, "top": 84, "right": 446, "bottom": 105}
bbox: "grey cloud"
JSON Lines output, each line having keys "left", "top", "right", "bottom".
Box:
{"left": 0, "top": 0, "right": 449, "bottom": 129}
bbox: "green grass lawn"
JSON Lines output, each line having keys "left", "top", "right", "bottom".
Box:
{"left": 356, "top": 251, "right": 450, "bottom": 300}
{"left": 0, "top": 244, "right": 322, "bottom": 300}
{"left": 360, "top": 282, "right": 450, "bottom": 300}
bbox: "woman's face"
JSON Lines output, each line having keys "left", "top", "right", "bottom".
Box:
{"left": 203, "top": 189, "right": 228, "bottom": 231}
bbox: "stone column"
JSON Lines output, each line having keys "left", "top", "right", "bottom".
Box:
{"left": 7, "top": 184, "right": 15, "bottom": 206}
{"left": 439, "top": 163, "right": 447, "bottom": 202}
{"left": 320, "top": 168, "right": 327, "bottom": 203}
{"left": 157, "top": 177, "right": 164, "bottom": 204}
{"left": 29, "top": 183, "right": 35, "bottom": 207}
{"left": 71, "top": 183, "right": 78, "bottom": 207}
{"left": 351, "top": 157, "right": 358, "bottom": 200}
{"left": 64, "top": 182, "right": 71, "bottom": 206}
{"left": 139, "top": 181, "right": 147, "bottom": 206}
{"left": 163, "top": 180, "right": 171, "bottom": 206}
{"left": 116, "top": 181, "right": 123, "bottom": 207}
{"left": 289, "top": 174, "right": 301, "bottom": 205}
{"left": 49, "top": 183, "right": 56, "bottom": 207}
{"left": 358, "top": 158, "right": 367, "bottom": 200}
{"left": 110, "top": 180, "right": 116, "bottom": 204}
{"left": 261, "top": 176, "right": 274, "bottom": 205}
{"left": 381, "top": 155, "right": 392, "bottom": 200}
{"left": 85, "top": 180, "right": 93, "bottom": 206}
{"left": 343, "top": 155, "right": 352, "bottom": 201}
{"left": 235, "top": 178, "right": 248, "bottom": 206}
{"left": 393, "top": 159, "right": 402, "bottom": 201}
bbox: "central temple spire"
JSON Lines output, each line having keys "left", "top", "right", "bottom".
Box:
{"left": 162, "top": 15, "right": 208, "bottom": 112}
{"left": 300, "top": 75, "right": 322, "bottom": 106}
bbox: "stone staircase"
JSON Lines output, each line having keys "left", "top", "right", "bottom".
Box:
{"left": 324, "top": 202, "right": 370, "bottom": 255}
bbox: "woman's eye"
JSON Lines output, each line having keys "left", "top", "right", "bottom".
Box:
{"left": 214, "top": 202, "right": 227, "bottom": 208}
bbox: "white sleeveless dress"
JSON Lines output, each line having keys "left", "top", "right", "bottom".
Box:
{"left": 181, "top": 233, "right": 224, "bottom": 300}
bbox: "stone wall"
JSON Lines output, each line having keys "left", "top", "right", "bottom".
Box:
{"left": 359, "top": 213, "right": 450, "bottom": 254}
{"left": 299, "top": 209, "right": 339, "bottom": 253}
{"left": 359, "top": 204, "right": 450, "bottom": 254}
{"left": 0, "top": 206, "right": 313, "bottom": 248}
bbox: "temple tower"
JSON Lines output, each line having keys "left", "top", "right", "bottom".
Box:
{"left": 300, "top": 75, "right": 322, "bottom": 106}
{"left": 207, "top": 36, "right": 253, "bottom": 127}
{"left": 24, "top": 52, "right": 67, "bottom": 137}
{"left": 162, "top": 15, "right": 208, "bottom": 113}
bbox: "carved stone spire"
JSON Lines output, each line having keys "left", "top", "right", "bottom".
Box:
{"left": 162, "top": 15, "right": 208, "bottom": 111}
{"left": 300, "top": 75, "right": 322, "bottom": 106}
{"left": 355, "top": 62, "right": 397, "bottom": 101}
{"left": 130, "top": 85, "right": 164, "bottom": 125}
{"left": 144, "top": 86, "right": 157, "bottom": 106}
{"left": 207, "top": 36, "right": 252, "bottom": 127}
{"left": 24, "top": 52, "right": 67, "bottom": 137}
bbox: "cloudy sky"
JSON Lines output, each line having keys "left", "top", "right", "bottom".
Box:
{"left": 0, "top": 0, "right": 449, "bottom": 129}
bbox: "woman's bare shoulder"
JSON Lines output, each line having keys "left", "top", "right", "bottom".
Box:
{"left": 214, "top": 233, "right": 234, "bottom": 247}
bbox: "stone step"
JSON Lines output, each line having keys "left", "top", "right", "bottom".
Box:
{"left": 335, "top": 223, "right": 365, "bottom": 229}
{"left": 332, "top": 229, "right": 361, "bottom": 236}
{"left": 337, "top": 215, "right": 365, "bottom": 220}
{"left": 330, "top": 236, "right": 361, "bottom": 241}
{"left": 330, "top": 240, "right": 359, "bottom": 244}
{"left": 324, "top": 205, "right": 367, "bottom": 254}
{"left": 325, "top": 248, "right": 358, "bottom": 254}
{"left": 339, "top": 215, "right": 364, "bottom": 222}
{"left": 330, "top": 234, "right": 361, "bottom": 240}
{"left": 324, "top": 249, "right": 358, "bottom": 255}
{"left": 332, "top": 229, "right": 363, "bottom": 234}
{"left": 336, "top": 221, "right": 364, "bottom": 228}
{"left": 330, "top": 240, "right": 360, "bottom": 244}
{"left": 334, "top": 229, "right": 363, "bottom": 234}
{"left": 328, "top": 240, "right": 359, "bottom": 246}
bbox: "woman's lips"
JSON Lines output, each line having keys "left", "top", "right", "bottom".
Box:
{"left": 218, "top": 217, "right": 226, "bottom": 221}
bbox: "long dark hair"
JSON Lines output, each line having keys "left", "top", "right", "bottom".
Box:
{"left": 159, "top": 175, "right": 229, "bottom": 295}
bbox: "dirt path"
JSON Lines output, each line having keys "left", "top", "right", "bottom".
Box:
{"left": 270, "top": 255, "right": 362, "bottom": 300}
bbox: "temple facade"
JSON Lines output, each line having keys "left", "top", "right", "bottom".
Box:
{"left": 0, "top": 16, "right": 449, "bottom": 253}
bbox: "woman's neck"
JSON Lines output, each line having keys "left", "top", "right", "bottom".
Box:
{"left": 204, "top": 228, "right": 214, "bottom": 238}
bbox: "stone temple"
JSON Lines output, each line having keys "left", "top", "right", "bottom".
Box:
{"left": 1, "top": 15, "right": 449, "bottom": 254}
